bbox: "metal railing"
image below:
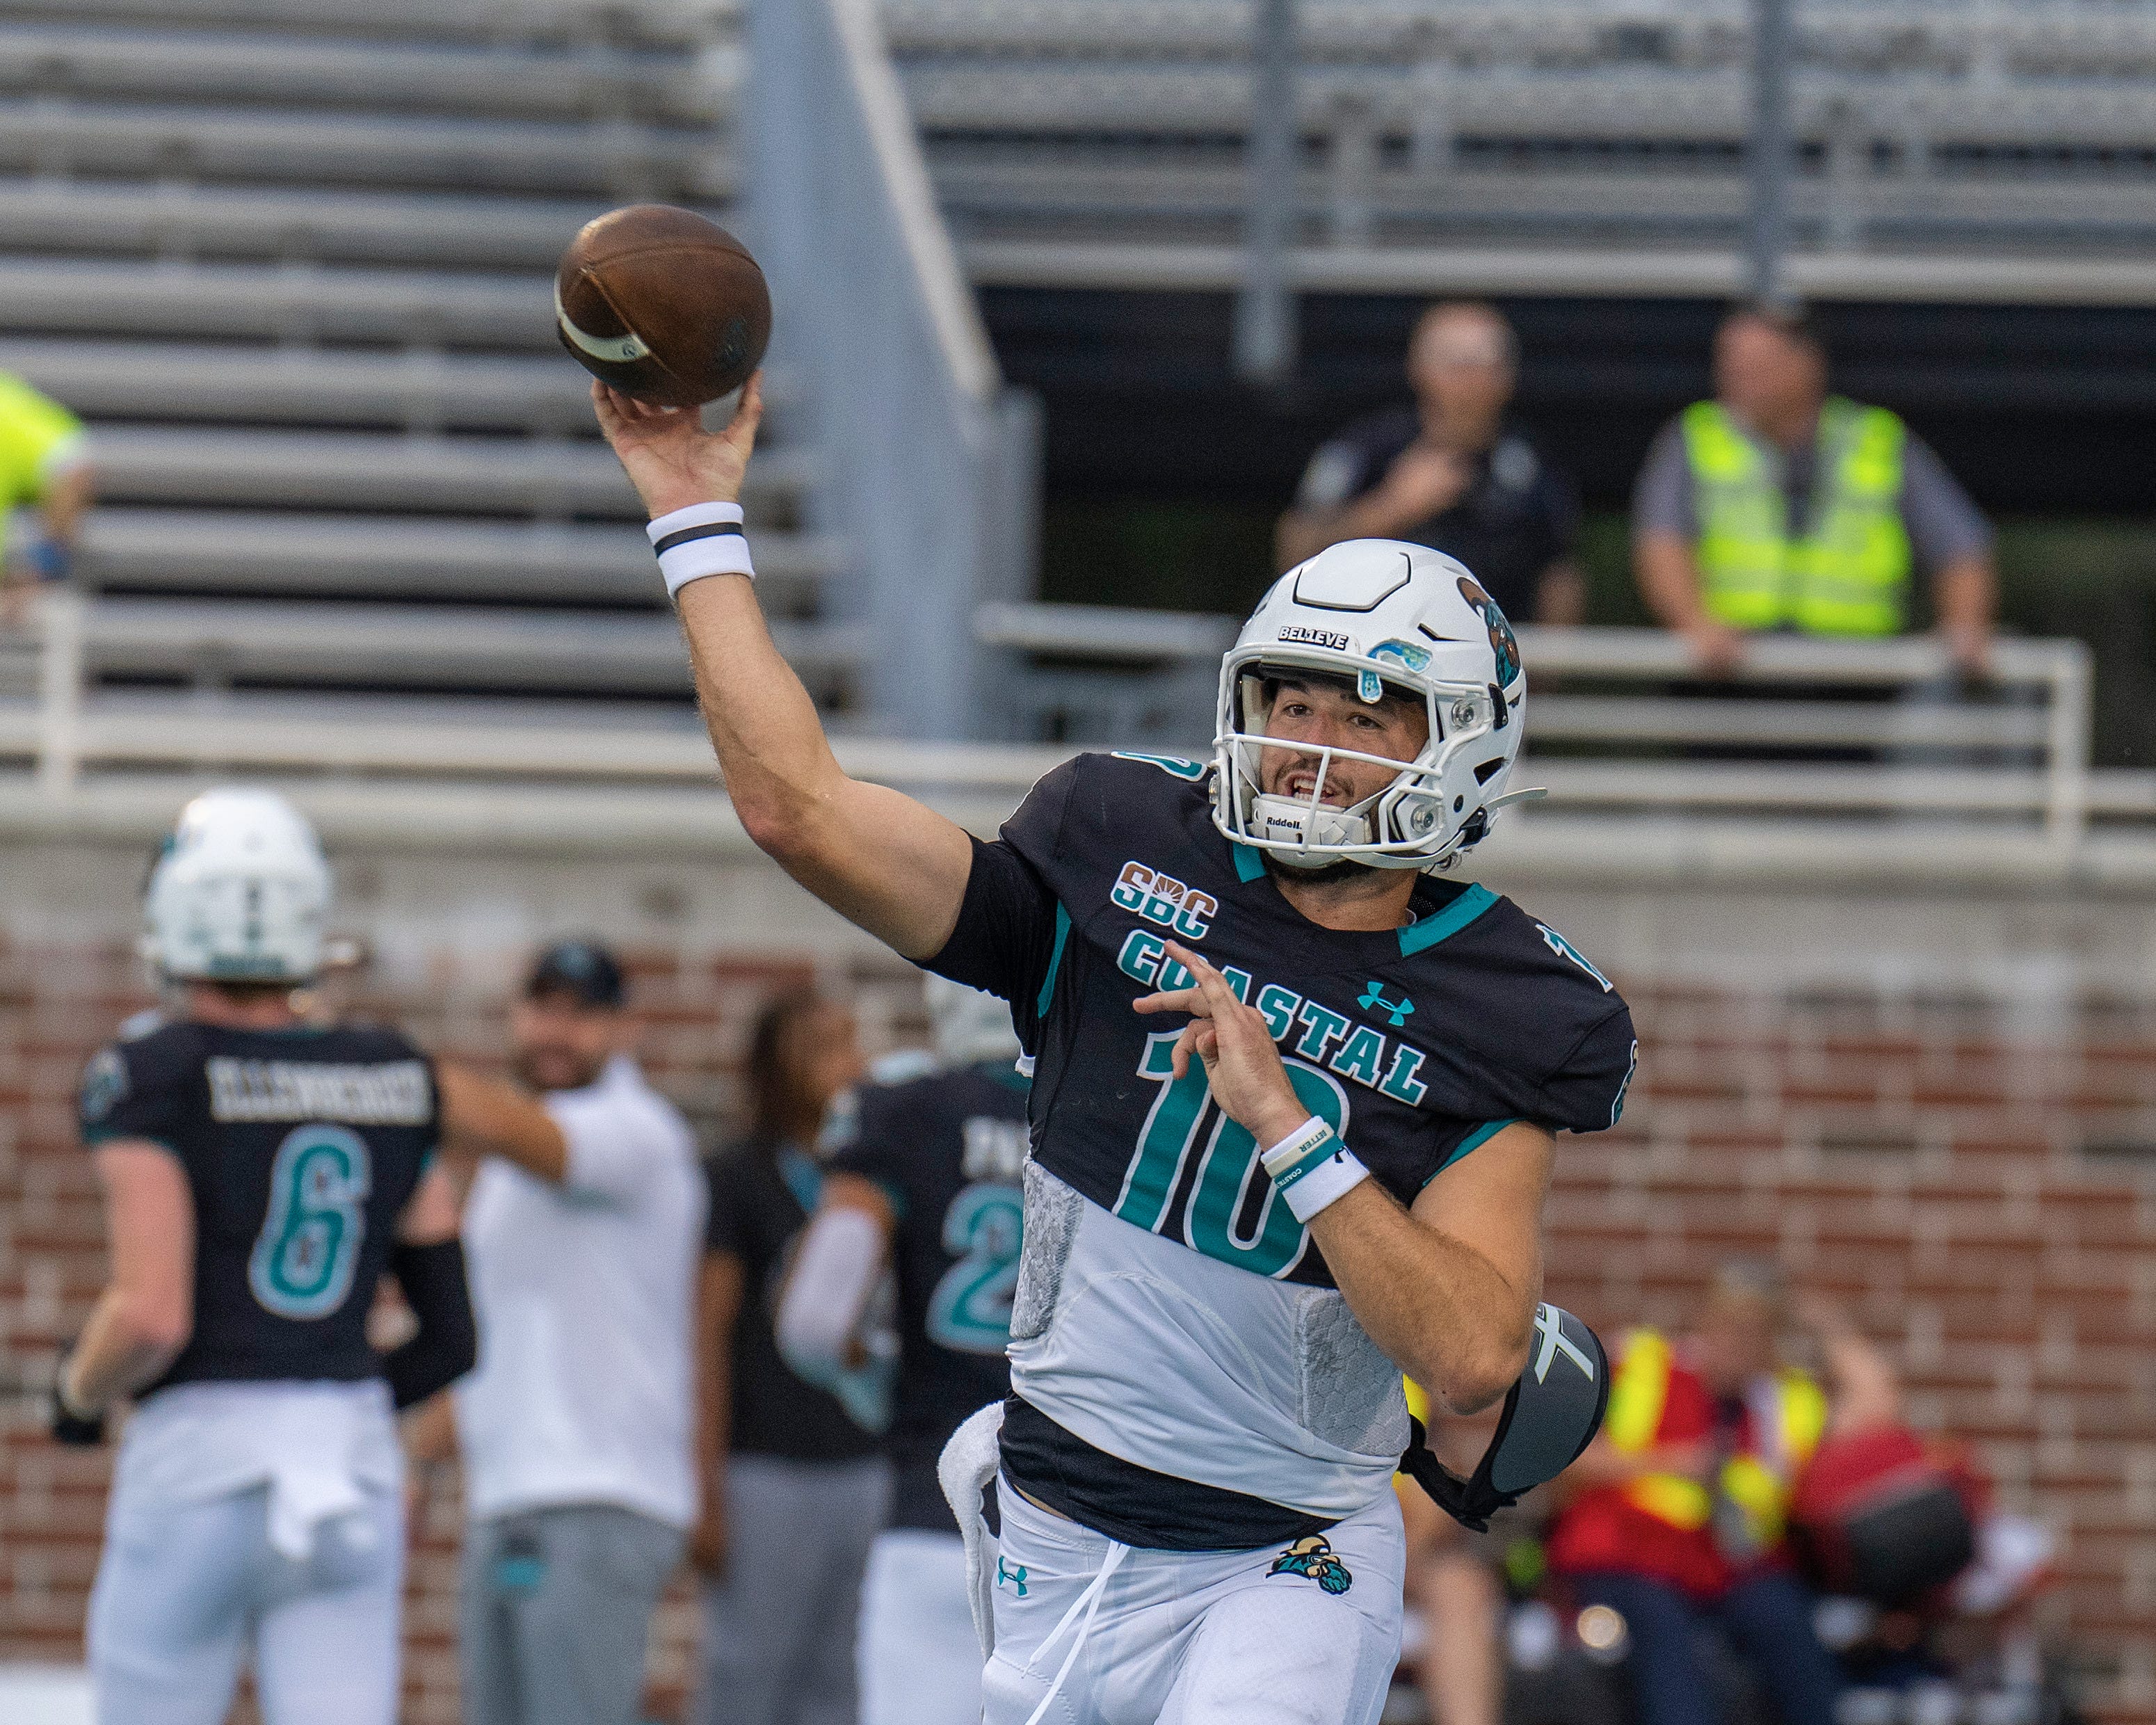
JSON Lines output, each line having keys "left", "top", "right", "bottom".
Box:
{"left": 1518, "top": 628, "right": 2093, "bottom": 846}
{"left": 4, "top": 597, "right": 2107, "bottom": 852}
{"left": 5, "top": 587, "right": 1063, "bottom": 810}
{"left": 974, "top": 604, "right": 2100, "bottom": 845}
{"left": 748, "top": 0, "right": 1040, "bottom": 741}
{"left": 886, "top": 0, "right": 2156, "bottom": 303}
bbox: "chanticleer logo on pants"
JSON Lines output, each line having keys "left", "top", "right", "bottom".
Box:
{"left": 1267, "top": 1537, "right": 1352, "bottom": 1595}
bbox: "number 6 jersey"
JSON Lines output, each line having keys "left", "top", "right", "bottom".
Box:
{"left": 78, "top": 1016, "right": 439, "bottom": 1396}
{"left": 928, "top": 752, "right": 1636, "bottom": 1548}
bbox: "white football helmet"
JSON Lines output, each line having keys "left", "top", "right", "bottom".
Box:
{"left": 924, "top": 974, "right": 1022, "bottom": 1067}
{"left": 1213, "top": 540, "right": 1531, "bottom": 871}
{"left": 144, "top": 787, "right": 331, "bottom": 984}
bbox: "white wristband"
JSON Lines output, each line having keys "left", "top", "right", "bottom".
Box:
{"left": 1260, "top": 1115, "right": 1370, "bottom": 1223}
{"left": 647, "top": 501, "right": 753, "bottom": 597}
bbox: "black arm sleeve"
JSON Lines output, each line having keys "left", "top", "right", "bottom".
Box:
{"left": 924, "top": 835, "right": 1061, "bottom": 1009}
{"left": 380, "top": 1238, "right": 476, "bottom": 1411}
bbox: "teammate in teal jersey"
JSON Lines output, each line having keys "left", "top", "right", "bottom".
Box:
{"left": 593, "top": 378, "right": 1625, "bottom": 1725}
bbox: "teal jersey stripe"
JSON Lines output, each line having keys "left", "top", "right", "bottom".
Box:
{"left": 982, "top": 1059, "right": 1032, "bottom": 1096}
{"left": 1423, "top": 1117, "right": 1522, "bottom": 1185}
{"left": 1399, "top": 883, "right": 1498, "bottom": 956}
{"left": 1036, "top": 903, "right": 1072, "bottom": 1017}
{"left": 778, "top": 1145, "right": 823, "bottom": 1213}
{"left": 81, "top": 1125, "right": 175, "bottom": 1149}
{"left": 1232, "top": 842, "right": 1266, "bottom": 882}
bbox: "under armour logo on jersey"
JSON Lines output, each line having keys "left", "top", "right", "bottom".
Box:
{"left": 1356, "top": 982, "right": 1415, "bottom": 1028}
{"left": 997, "top": 1557, "right": 1029, "bottom": 1597}
{"left": 1531, "top": 1303, "right": 1597, "bottom": 1385}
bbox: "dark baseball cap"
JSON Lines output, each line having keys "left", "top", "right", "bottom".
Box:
{"left": 524, "top": 939, "right": 625, "bottom": 1009}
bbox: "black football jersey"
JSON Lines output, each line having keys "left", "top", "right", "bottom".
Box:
{"left": 78, "top": 1017, "right": 439, "bottom": 1395}
{"left": 930, "top": 752, "right": 1636, "bottom": 1290}
{"left": 826, "top": 1061, "right": 1029, "bottom": 1531}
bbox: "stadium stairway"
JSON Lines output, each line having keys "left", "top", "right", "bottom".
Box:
{"left": 0, "top": 0, "right": 862, "bottom": 730}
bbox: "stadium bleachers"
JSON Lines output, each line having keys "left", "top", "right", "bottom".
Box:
{"left": 885, "top": 0, "right": 2156, "bottom": 296}
{"left": 0, "top": 0, "right": 867, "bottom": 724}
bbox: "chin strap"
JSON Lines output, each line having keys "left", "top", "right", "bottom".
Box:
{"left": 1398, "top": 1304, "right": 1611, "bottom": 1532}
{"left": 1399, "top": 1414, "right": 1499, "bottom": 1532}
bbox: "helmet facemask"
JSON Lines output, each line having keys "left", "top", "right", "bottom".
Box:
{"left": 1215, "top": 650, "right": 1499, "bottom": 872}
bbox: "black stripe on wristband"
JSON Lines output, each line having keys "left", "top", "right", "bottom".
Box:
{"left": 652, "top": 522, "right": 747, "bottom": 556}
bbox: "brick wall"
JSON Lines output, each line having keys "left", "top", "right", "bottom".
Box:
{"left": 0, "top": 936, "right": 926, "bottom": 1724}
{"left": 1545, "top": 981, "right": 2156, "bottom": 1722}
{"left": 7, "top": 938, "right": 2156, "bottom": 1720}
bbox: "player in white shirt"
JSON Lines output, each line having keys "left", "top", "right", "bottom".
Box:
{"left": 407, "top": 940, "right": 705, "bottom": 1725}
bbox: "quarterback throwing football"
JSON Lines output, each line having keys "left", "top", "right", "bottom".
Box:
{"left": 596, "top": 378, "right": 1633, "bottom": 1725}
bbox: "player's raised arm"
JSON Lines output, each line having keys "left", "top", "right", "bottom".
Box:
{"left": 592, "top": 378, "right": 975, "bottom": 960}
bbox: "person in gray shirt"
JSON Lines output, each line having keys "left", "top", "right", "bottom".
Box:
{"left": 1633, "top": 303, "right": 1995, "bottom": 675}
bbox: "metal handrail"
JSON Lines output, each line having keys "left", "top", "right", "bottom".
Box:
{"left": 17, "top": 601, "right": 2098, "bottom": 847}
{"left": 749, "top": 0, "right": 1040, "bottom": 741}
{"left": 972, "top": 606, "right": 2097, "bottom": 845}
{"left": 974, "top": 600, "right": 1239, "bottom": 662}
{"left": 827, "top": 0, "right": 999, "bottom": 406}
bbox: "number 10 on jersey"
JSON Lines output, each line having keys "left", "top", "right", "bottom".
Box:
{"left": 1112, "top": 1032, "right": 1349, "bottom": 1278}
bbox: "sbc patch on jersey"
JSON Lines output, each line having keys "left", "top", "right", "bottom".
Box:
{"left": 1268, "top": 1536, "right": 1352, "bottom": 1595}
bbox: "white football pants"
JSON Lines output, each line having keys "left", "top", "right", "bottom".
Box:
{"left": 86, "top": 1480, "right": 403, "bottom": 1725}
{"left": 859, "top": 1528, "right": 985, "bottom": 1725}
{"left": 982, "top": 1481, "right": 1404, "bottom": 1725}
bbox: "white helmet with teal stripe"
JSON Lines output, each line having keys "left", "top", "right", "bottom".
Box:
{"left": 1212, "top": 539, "right": 1532, "bottom": 872}
{"left": 144, "top": 787, "right": 331, "bottom": 984}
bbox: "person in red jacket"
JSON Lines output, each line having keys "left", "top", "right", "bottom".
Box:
{"left": 1547, "top": 1265, "right": 1843, "bottom": 1725}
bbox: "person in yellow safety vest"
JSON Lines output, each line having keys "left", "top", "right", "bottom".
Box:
{"left": 1546, "top": 1264, "right": 1844, "bottom": 1725}
{"left": 1631, "top": 303, "right": 1996, "bottom": 679}
{"left": 0, "top": 370, "right": 92, "bottom": 632}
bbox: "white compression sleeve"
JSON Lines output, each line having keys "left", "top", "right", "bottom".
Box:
{"left": 773, "top": 1205, "right": 888, "bottom": 1377}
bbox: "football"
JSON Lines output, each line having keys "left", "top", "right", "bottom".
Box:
{"left": 554, "top": 204, "right": 771, "bottom": 408}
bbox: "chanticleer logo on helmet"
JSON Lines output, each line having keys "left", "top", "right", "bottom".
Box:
{"left": 1212, "top": 540, "right": 1543, "bottom": 873}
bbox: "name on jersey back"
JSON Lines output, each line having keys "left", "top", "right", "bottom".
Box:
{"left": 206, "top": 1057, "right": 432, "bottom": 1125}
